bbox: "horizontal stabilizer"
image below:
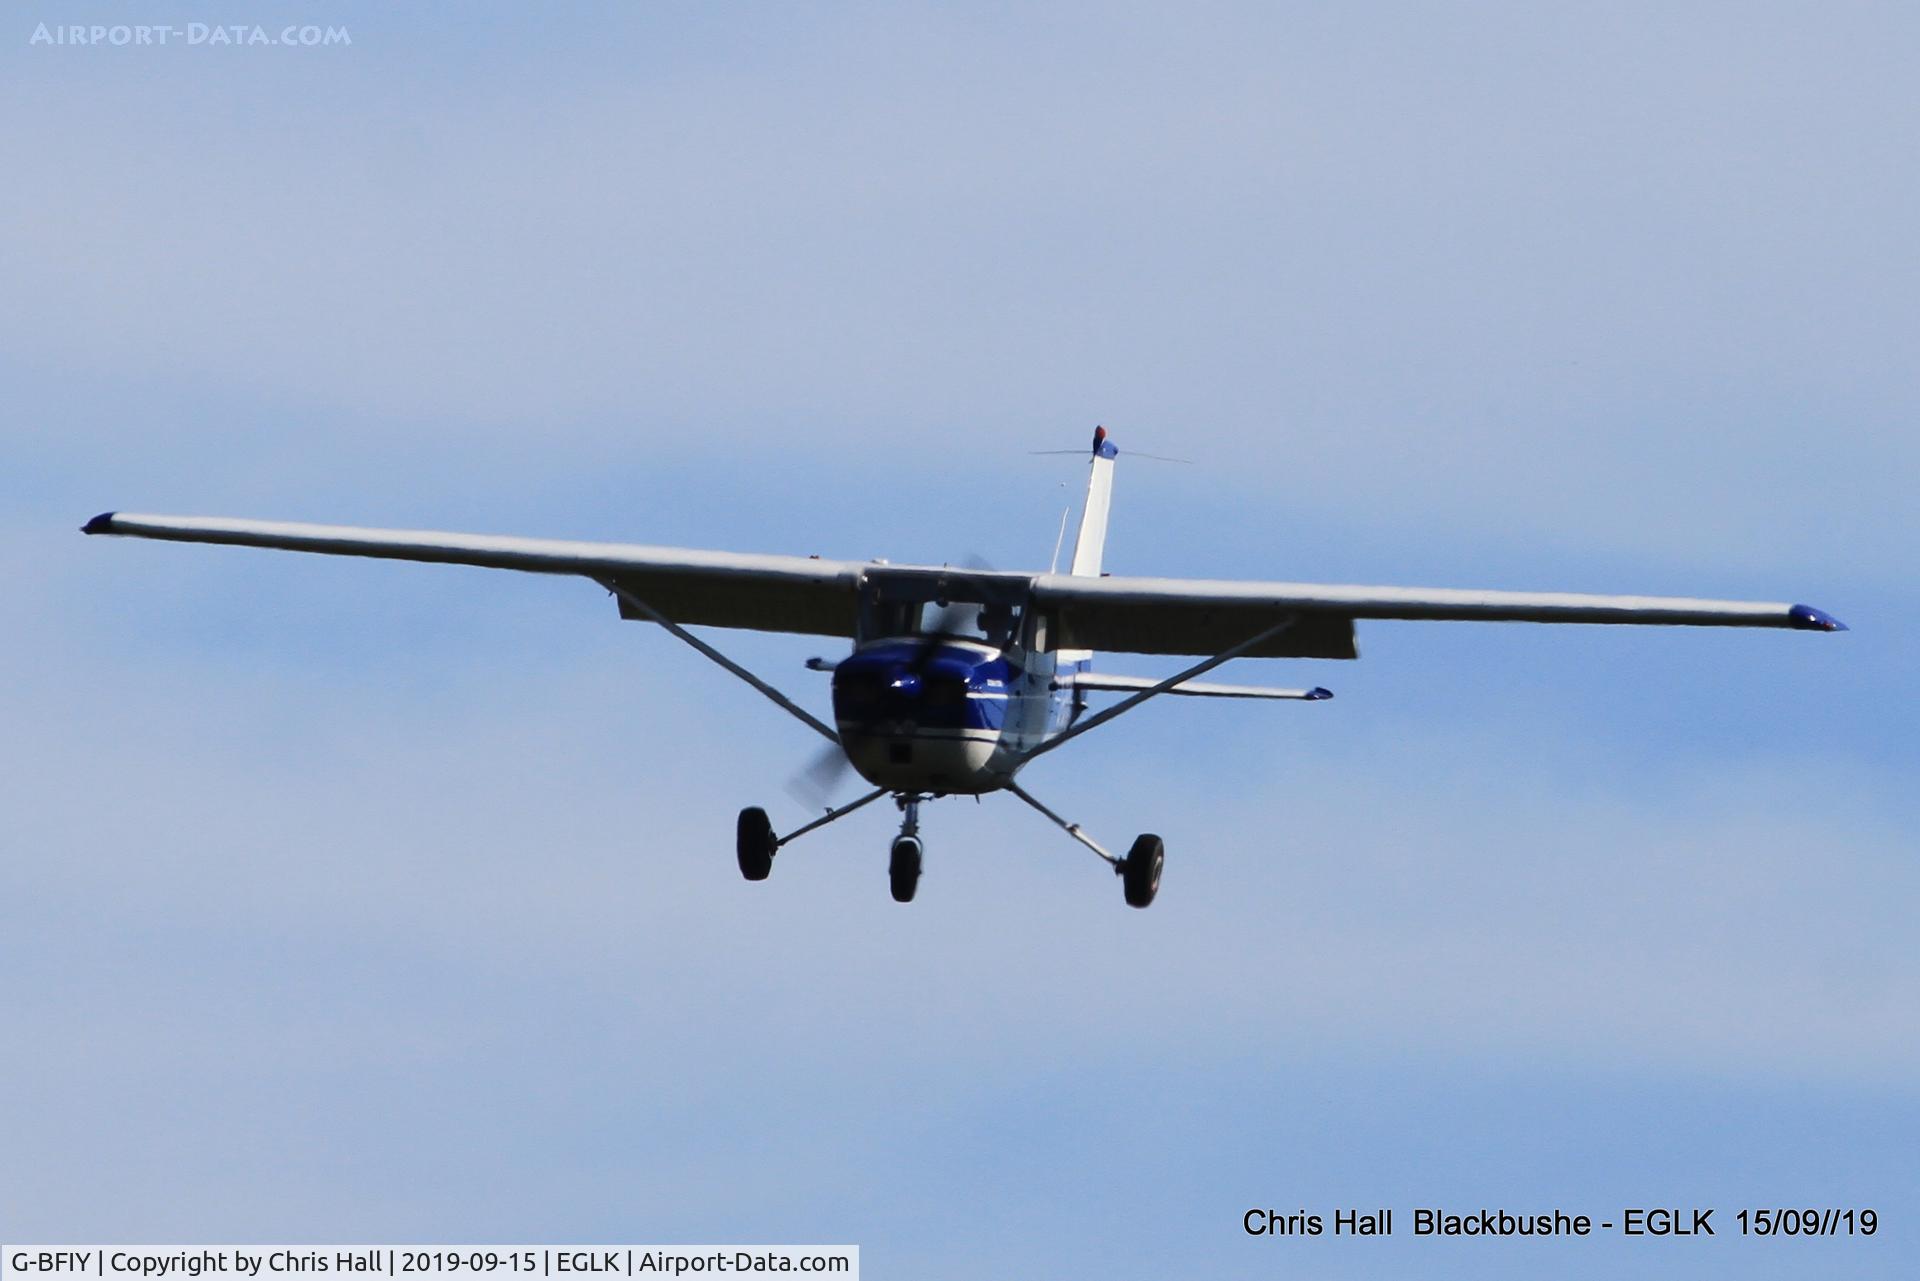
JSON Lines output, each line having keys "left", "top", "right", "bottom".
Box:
{"left": 1070, "top": 673, "right": 1332, "bottom": 701}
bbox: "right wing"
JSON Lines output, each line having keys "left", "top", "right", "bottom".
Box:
{"left": 82, "top": 512, "right": 866, "bottom": 638}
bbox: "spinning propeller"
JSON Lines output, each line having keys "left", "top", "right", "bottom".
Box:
{"left": 786, "top": 739, "right": 854, "bottom": 810}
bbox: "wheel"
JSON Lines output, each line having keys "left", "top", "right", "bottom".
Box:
{"left": 889, "top": 835, "right": 922, "bottom": 903}
{"left": 1121, "top": 834, "right": 1164, "bottom": 908}
{"left": 737, "top": 807, "right": 776, "bottom": 881}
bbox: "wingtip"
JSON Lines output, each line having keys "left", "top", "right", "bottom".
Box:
{"left": 1788, "top": 604, "right": 1848, "bottom": 632}
{"left": 1307, "top": 686, "right": 1334, "bottom": 700}
{"left": 82, "top": 511, "right": 116, "bottom": 535}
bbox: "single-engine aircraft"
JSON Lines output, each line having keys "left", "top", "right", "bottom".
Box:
{"left": 84, "top": 427, "right": 1845, "bottom": 907}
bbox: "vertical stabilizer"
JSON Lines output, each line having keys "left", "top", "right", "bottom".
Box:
{"left": 1068, "top": 426, "right": 1119, "bottom": 577}
{"left": 1055, "top": 426, "right": 1118, "bottom": 664}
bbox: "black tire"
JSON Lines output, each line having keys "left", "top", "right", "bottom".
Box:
{"left": 737, "top": 807, "right": 776, "bottom": 881}
{"left": 1122, "top": 834, "right": 1164, "bottom": 908}
{"left": 889, "top": 836, "right": 922, "bottom": 903}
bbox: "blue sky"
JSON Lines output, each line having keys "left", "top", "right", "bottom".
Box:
{"left": 3, "top": 4, "right": 1915, "bottom": 1276}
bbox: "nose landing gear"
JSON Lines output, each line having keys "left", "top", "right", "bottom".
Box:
{"left": 889, "top": 837, "right": 923, "bottom": 902}
{"left": 889, "top": 795, "right": 924, "bottom": 902}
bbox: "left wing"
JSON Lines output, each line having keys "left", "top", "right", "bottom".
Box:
{"left": 1032, "top": 572, "right": 1846, "bottom": 658}
{"left": 82, "top": 512, "right": 866, "bottom": 638}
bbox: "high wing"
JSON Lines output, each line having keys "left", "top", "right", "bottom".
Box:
{"left": 82, "top": 512, "right": 866, "bottom": 638}
{"left": 1031, "top": 572, "right": 1845, "bottom": 658}
{"left": 83, "top": 512, "right": 1846, "bottom": 658}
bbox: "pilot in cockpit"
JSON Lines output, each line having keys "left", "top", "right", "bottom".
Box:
{"left": 978, "top": 603, "right": 1016, "bottom": 650}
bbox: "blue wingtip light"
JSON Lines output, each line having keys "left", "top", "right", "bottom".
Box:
{"left": 1788, "top": 604, "right": 1848, "bottom": 632}
{"left": 1307, "top": 686, "right": 1334, "bottom": 700}
{"left": 82, "top": 511, "right": 116, "bottom": 535}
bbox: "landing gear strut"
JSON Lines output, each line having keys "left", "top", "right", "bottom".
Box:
{"left": 1003, "top": 780, "right": 1165, "bottom": 908}
{"left": 889, "top": 795, "right": 924, "bottom": 903}
{"left": 736, "top": 788, "right": 888, "bottom": 883}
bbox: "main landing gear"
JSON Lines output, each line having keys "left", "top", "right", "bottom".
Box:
{"left": 736, "top": 807, "right": 776, "bottom": 881}
{"left": 1121, "top": 834, "right": 1165, "bottom": 909}
{"left": 736, "top": 788, "right": 1165, "bottom": 908}
{"left": 1003, "top": 780, "right": 1164, "bottom": 909}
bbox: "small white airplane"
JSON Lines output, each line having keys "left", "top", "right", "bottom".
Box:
{"left": 85, "top": 427, "right": 1845, "bottom": 908}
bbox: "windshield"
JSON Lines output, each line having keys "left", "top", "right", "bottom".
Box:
{"left": 916, "top": 600, "right": 1017, "bottom": 647}
{"left": 858, "top": 570, "right": 1030, "bottom": 647}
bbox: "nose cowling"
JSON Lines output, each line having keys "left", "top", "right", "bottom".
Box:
{"left": 830, "top": 641, "right": 1007, "bottom": 794}
{"left": 833, "top": 645, "right": 979, "bottom": 719}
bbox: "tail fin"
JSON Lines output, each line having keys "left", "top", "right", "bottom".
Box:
{"left": 1067, "top": 426, "right": 1119, "bottom": 577}
{"left": 1055, "top": 427, "right": 1117, "bottom": 664}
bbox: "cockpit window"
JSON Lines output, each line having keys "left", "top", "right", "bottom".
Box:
{"left": 858, "top": 573, "right": 1031, "bottom": 647}
{"left": 915, "top": 601, "right": 1017, "bottom": 646}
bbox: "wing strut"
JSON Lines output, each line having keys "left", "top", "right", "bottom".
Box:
{"left": 1020, "top": 618, "right": 1297, "bottom": 764}
{"left": 599, "top": 578, "right": 839, "bottom": 744}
